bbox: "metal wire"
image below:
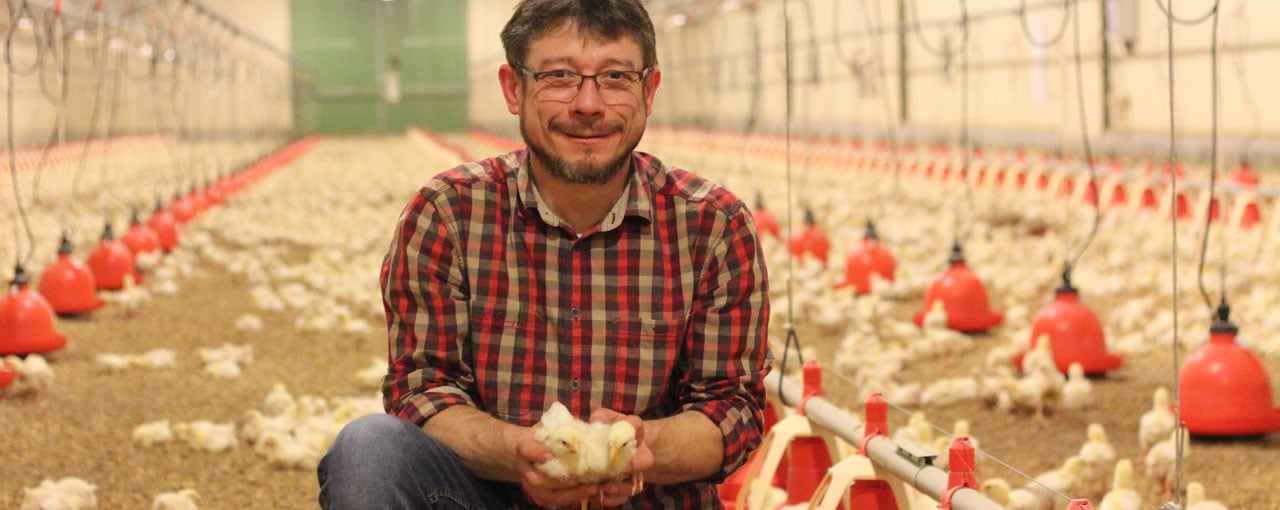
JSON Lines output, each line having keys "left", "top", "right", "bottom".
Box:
{"left": 1066, "top": 0, "right": 1102, "bottom": 273}
{"left": 6, "top": 0, "right": 39, "bottom": 267}
{"left": 1017, "top": 0, "right": 1071, "bottom": 49}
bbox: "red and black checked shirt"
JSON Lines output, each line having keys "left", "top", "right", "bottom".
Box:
{"left": 380, "top": 149, "right": 770, "bottom": 508}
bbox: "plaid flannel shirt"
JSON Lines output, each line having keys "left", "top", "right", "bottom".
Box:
{"left": 381, "top": 149, "right": 770, "bottom": 508}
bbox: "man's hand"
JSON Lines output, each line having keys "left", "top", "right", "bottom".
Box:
{"left": 515, "top": 425, "right": 604, "bottom": 507}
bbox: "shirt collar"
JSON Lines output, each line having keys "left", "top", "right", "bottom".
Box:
{"left": 514, "top": 152, "right": 654, "bottom": 232}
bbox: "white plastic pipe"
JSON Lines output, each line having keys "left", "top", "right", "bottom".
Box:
{"left": 765, "top": 370, "right": 1008, "bottom": 510}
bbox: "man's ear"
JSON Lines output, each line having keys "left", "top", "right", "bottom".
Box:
{"left": 642, "top": 66, "right": 661, "bottom": 117}
{"left": 499, "top": 64, "right": 522, "bottom": 115}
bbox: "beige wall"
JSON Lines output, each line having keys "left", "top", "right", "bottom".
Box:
{"left": 467, "top": 0, "right": 1280, "bottom": 163}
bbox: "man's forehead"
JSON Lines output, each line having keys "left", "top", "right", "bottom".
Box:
{"left": 525, "top": 21, "right": 643, "bottom": 68}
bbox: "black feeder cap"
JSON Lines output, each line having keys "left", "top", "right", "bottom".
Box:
{"left": 803, "top": 208, "right": 817, "bottom": 226}
{"left": 1056, "top": 265, "right": 1079, "bottom": 295}
{"left": 1209, "top": 297, "right": 1239, "bottom": 335}
{"left": 11, "top": 263, "right": 28, "bottom": 286}
{"left": 947, "top": 241, "right": 965, "bottom": 265}
{"left": 864, "top": 220, "right": 879, "bottom": 241}
{"left": 57, "top": 232, "right": 73, "bottom": 255}
{"left": 130, "top": 207, "right": 143, "bottom": 226}
{"left": 100, "top": 220, "right": 115, "bottom": 241}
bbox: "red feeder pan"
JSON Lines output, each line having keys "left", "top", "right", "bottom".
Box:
{"left": 788, "top": 210, "right": 831, "bottom": 267}
{"left": 913, "top": 242, "right": 1003, "bottom": 332}
{"left": 87, "top": 222, "right": 140, "bottom": 291}
{"left": 838, "top": 221, "right": 896, "bottom": 295}
{"left": 147, "top": 199, "right": 180, "bottom": 252}
{"left": 1020, "top": 268, "right": 1122, "bottom": 375}
{"left": 38, "top": 233, "right": 103, "bottom": 315}
{"left": 122, "top": 208, "right": 162, "bottom": 257}
{"left": 752, "top": 194, "right": 780, "bottom": 240}
{"left": 1179, "top": 300, "right": 1280, "bottom": 436}
{"left": 0, "top": 265, "right": 68, "bottom": 356}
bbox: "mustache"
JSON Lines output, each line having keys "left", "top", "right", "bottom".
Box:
{"left": 549, "top": 119, "right": 622, "bottom": 137}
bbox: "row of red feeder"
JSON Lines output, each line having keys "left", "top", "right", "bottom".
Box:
{"left": 755, "top": 197, "right": 1280, "bottom": 437}
{"left": 0, "top": 136, "right": 324, "bottom": 362}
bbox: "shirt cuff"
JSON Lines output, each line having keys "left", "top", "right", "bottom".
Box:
{"left": 392, "top": 386, "right": 476, "bottom": 427}
{"left": 683, "top": 397, "right": 763, "bottom": 482}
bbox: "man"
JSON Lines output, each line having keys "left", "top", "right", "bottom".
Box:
{"left": 318, "top": 0, "right": 770, "bottom": 507}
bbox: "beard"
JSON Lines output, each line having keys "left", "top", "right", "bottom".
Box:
{"left": 521, "top": 117, "right": 641, "bottom": 185}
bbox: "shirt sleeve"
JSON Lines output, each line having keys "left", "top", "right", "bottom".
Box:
{"left": 680, "top": 200, "right": 771, "bottom": 482}
{"left": 380, "top": 184, "right": 476, "bottom": 427}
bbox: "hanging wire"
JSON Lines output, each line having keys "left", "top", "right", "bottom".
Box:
{"left": 6, "top": 0, "right": 44, "bottom": 77}
{"left": 32, "top": 6, "right": 71, "bottom": 204}
{"left": 1161, "top": 1, "right": 1222, "bottom": 507}
{"left": 1225, "top": 2, "right": 1260, "bottom": 158}
{"left": 956, "top": 0, "right": 977, "bottom": 244}
{"left": 1154, "top": 0, "right": 1219, "bottom": 25}
{"left": 776, "top": 0, "right": 805, "bottom": 407}
{"left": 71, "top": 2, "right": 109, "bottom": 204}
{"left": 6, "top": 0, "right": 40, "bottom": 268}
{"left": 906, "top": 0, "right": 966, "bottom": 59}
{"left": 1065, "top": 0, "right": 1102, "bottom": 271}
{"left": 1194, "top": 3, "right": 1222, "bottom": 312}
{"left": 1017, "top": 0, "right": 1071, "bottom": 49}
{"left": 838, "top": 0, "right": 903, "bottom": 223}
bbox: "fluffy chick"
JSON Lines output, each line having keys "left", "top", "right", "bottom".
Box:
{"left": 152, "top": 488, "right": 199, "bottom": 510}
{"left": 20, "top": 477, "right": 99, "bottom": 510}
{"left": 1098, "top": 459, "right": 1141, "bottom": 510}
{"left": 1060, "top": 362, "right": 1092, "bottom": 410}
{"left": 1137, "top": 387, "right": 1174, "bottom": 461}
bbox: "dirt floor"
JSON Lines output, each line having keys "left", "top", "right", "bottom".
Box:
{"left": 2, "top": 134, "right": 1278, "bottom": 509}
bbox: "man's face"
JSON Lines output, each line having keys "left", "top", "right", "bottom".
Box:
{"left": 501, "top": 22, "right": 660, "bottom": 185}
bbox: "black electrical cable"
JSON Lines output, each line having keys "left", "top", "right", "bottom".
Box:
{"left": 6, "top": 0, "right": 40, "bottom": 267}
{"left": 1066, "top": 0, "right": 1103, "bottom": 273}
{"left": 1194, "top": 3, "right": 1221, "bottom": 313}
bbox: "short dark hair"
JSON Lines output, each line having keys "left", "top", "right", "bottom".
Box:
{"left": 500, "top": 0, "right": 658, "bottom": 70}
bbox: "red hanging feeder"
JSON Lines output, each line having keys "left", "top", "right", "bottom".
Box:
{"left": 0, "top": 265, "right": 68, "bottom": 356}
{"left": 1018, "top": 267, "right": 1122, "bottom": 375}
{"left": 147, "top": 198, "right": 180, "bottom": 252}
{"left": 1229, "top": 159, "right": 1258, "bottom": 188}
{"left": 37, "top": 233, "right": 103, "bottom": 315}
{"left": 1179, "top": 299, "right": 1280, "bottom": 436}
{"left": 752, "top": 194, "right": 780, "bottom": 240}
{"left": 788, "top": 209, "right": 831, "bottom": 267}
{"left": 837, "top": 221, "right": 896, "bottom": 295}
{"left": 122, "top": 207, "right": 161, "bottom": 257}
{"left": 87, "top": 221, "right": 140, "bottom": 291}
{"left": 171, "top": 191, "right": 198, "bottom": 223}
{"left": 913, "top": 242, "right": 1003, "bottom": 332}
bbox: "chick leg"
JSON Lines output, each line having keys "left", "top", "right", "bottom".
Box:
{"left": 631, "top": 473, "right": 644, "bottom": 496}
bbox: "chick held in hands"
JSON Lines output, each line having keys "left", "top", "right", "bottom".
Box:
{"left": 533, "top": 402, "right": 643, "bottom": 495}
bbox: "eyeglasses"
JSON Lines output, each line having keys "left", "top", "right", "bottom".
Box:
{"left": 515, "top": 65, "right": 649, "bottom": 105}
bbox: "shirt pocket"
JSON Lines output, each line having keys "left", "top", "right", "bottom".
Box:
{"left": 606, "top": 315, "right": 686, "bottom": 415}
{"left": 468, "top": 304, "right": 547, "bottom": 426}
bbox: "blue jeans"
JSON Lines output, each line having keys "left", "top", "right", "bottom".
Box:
{"left": 318, "top": 414, "right": 521, "bottom": 509}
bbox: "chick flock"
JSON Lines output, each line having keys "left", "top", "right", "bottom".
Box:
{"left": 4, "top": 135, "right": 459, "bottom": 507}
{"left": 643, "top": 128, "right": 1263, "bottom": 509}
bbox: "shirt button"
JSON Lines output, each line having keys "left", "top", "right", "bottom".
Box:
{"left": 570, "top": 380, "right": 580, "bottom": 390}
{"left": 570, "top": 308, "right": 579, "bottom": 319}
